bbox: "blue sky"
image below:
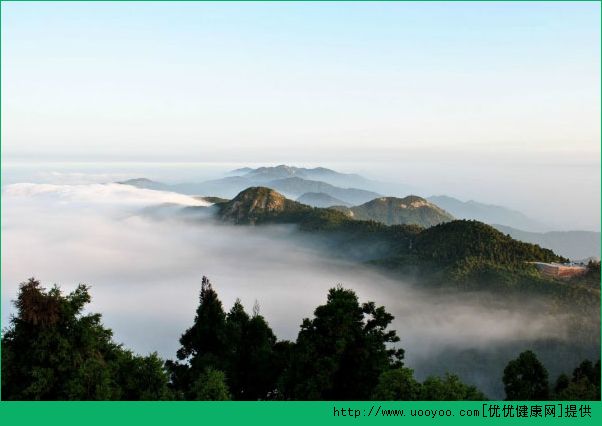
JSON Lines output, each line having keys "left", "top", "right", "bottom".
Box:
{"left": 1, "top": 2, "right": 601, "bottom": 228}
{"left": 2, "top": 1, "right": 599, "bottom": 161}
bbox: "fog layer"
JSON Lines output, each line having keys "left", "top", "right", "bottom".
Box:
{"left": 1, "top": 182, "right": 596, "bottom": 398}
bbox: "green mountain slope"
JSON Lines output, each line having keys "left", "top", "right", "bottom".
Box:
{"left": 218, "top": 188, "right": 564, "bottom": 266}
{"left": 414, "top": 220, "right": 562, "bottom": 265}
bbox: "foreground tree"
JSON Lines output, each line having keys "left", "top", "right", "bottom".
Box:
{"left": 1, "top": 278, "right": 171, "bottom": 400}
{"left": 284, "top": 285, "right": 404, "bottom": 400}
{"left": 167, "top": 276, "right": 228, "bottom": 397}
{"left": 191, "top": 368, "right": 231, "bottom": 400}
{"left": 372, "top": 368, "right": 486, "bottom": 401}
{"left": 503, "top": 350, "right": 549, "bottom": 400}
{"left": 168, "top": 277, "right": 282, "bottom": 400}
{"left": 554, "top": 359, "right": 601, "bottom": 400}
{"left": 372, "top": 367, "right": 421, "bottom": 400}
{"left": 421, "top": 373, "right": 486, "bottom": 400}
{"left": 224, "top": 299, "right": 281, "bottom": 399}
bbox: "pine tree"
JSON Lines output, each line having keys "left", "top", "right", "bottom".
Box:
{"left": 285, "top": 285, "right": 404, "bottom": 400}
{"left": 168, "top": 276, "right": 228, "bottom": 397}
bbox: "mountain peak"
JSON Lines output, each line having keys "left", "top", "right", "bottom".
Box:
{"left": 350, "top": 196, "right": 454, "bottom": 227}
{"left": 218, "top": 187, "right": 308, "bottom": 224}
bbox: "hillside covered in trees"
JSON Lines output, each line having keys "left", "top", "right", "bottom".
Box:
{"left": 2, "top": 277, "right": 599, "bottom": 401}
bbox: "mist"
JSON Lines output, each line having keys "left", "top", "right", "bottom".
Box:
{"left": 2, "top": 178, "right": 597, "bottom": 398}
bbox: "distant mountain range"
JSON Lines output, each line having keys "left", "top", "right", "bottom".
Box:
{"left": 119, "top": 166, "right": 383, "bottom": 205}
{"left": 232, "top": 165, "right": 375, "bottom": 189}
{"left": 118, "top": 165, "right": 599, "bottom": 259}
{"left": 427, "top": 195, "right": 548, "bottom": 232}
{"left": 296, "top": 192, "right": 350, "bottom": 208}
{"left": 267, "top": 177, "right": 380, "bottom": 205}
{"left": 492, "top": 225, "right": 600, "bottom": 261}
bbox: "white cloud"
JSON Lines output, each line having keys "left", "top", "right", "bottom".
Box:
{"left": 3, "top": 182, "right": 211, "bottom": 207}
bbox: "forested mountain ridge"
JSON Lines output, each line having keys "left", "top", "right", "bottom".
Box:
{"left": 211, "top": 187, "right": 588, "bottom": 299}
{"left": 218, "top": 187, "right": 562, "bottom": 262}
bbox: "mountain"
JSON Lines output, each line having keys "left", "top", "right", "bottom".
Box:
{"left": 267, "top": 177, "right": 380, "bottom": 205}
{"left": 119, "top": 176, "right": 253, "bottom": 197}
{"left": 413, "top": 220, "right": 562, "bottom": 265}
{"left": 492, "top": 225, "right": 601, "bottom": 261}
{"left": 118, "top": 178, "right": 169, "bottom": 191}
{"left": 231, "top": 165, "right": 375, "bottom": 189}
{"left": 296, "top": 192, "right": 351, "bottom": 208}
{"left": 118, "top": 169, "right": 380, "bottom": 202}
{"left": 210, "top": 186, "right": 602, "bottom": 302}
{"left": 346, "top": 196, "right": 454, "bottom": 227}
{"left": 427, "top": 195, "right": 548, "bottom": 232}
{"left": 218, "top": 187, "right": 564, "bottom": 266}
{"left": 227, "top": 167, "right": 254, "bottom": 175}
{"left": 218, "top": 187, "right": 311, "bottom": 224}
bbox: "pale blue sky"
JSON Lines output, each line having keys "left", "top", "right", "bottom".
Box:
{"left": 2, "top": 1, "right": 600, "bottom": 160}
{"left": 1, "top": 2, "right": 601, "bottom": 229}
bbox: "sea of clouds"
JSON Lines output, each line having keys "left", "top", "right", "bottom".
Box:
{"left": 1, "top": 180, "right": 591, "bottom": 397}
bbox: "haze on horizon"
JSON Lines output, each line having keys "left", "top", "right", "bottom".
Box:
{"left": 1, "top": 2, "right": 600, "bottom": 230}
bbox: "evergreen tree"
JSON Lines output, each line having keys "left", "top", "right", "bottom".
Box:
{"left": 224, "top": 299, "right": 280, "bottom": 399}
{"left": 503, "top": 350, "right": 549, "bottom": 400}
{"left": 238, "top": 311, "right": 279, "bottom": 399}
{"left": 285, "top": 285, "right": 404, "bottom": 400}
{"left": 224, "top": 299, "right": 251, "bottom": 398}
{"left": 167, "top": 276, "right": 228, "bottom": 397}
{"left": 1, "top": 278, "right": 171, "bottom": 400}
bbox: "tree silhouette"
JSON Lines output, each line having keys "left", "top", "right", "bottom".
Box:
{"left": 503, "top": 350, "right": 549, "bottom": 400}
{"left": 285, "top": 285, "right": 404, "bottom": 400}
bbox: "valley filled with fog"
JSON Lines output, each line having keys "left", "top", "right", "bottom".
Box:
{"left": 2, "top": 166, "right": 598, "bottom": 398}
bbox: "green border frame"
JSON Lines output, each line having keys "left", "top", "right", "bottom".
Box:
{"left": 0, "top": 1, "right": 600, "bottom": 424}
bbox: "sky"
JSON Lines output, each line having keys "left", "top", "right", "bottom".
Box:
{"left": 1, "top": 1, "right": 601, "bottom": 229}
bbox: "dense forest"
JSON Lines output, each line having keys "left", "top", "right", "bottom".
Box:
{"left": 2, "top": 277, "right": 599, "bottom": 401}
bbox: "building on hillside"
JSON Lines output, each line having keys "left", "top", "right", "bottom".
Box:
{"left": 529, "top": 262, "right": 588, "bottom": 279}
